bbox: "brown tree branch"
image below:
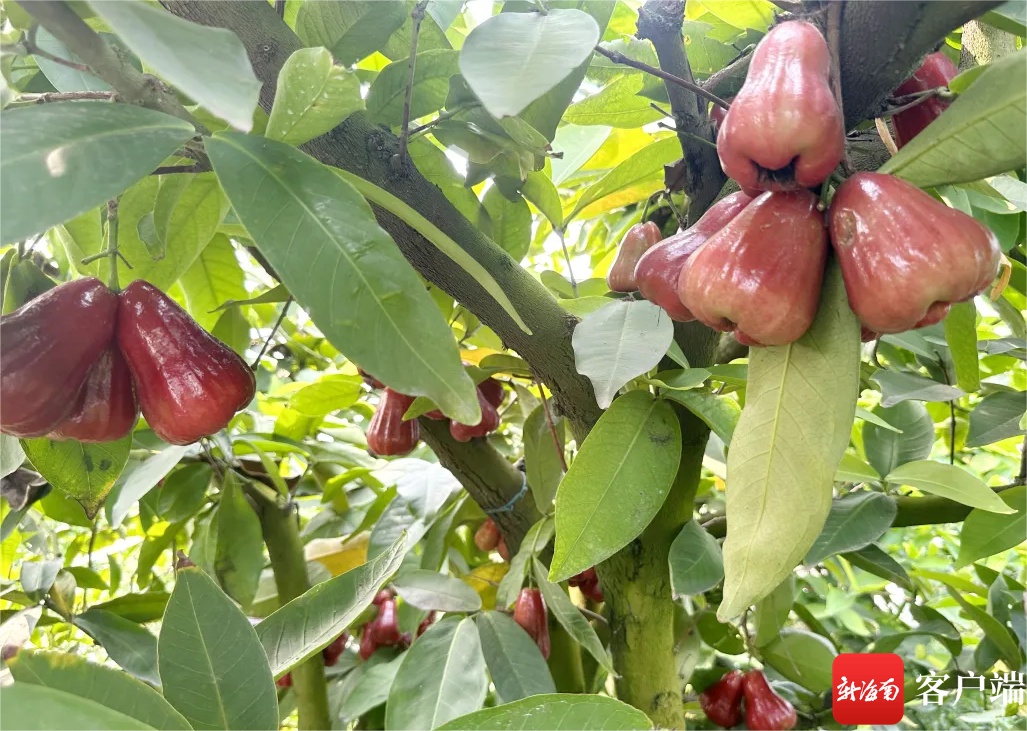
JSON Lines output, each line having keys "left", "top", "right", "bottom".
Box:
{"left": 637, "top": 0, "right": 725, "bottom": 222}
{"left": 593, "top": 44, "right": 730, "bottom": 110}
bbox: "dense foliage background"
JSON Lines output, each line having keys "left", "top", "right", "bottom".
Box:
{"left": 0, "top": 1, "right": 1025, "bottom": 730}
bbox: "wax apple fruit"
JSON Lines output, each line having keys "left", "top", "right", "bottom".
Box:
{"left": 829, "top": 173, "right": 1000, "bottom": 333}
{"left": 474, "top": 517, "right": 501, "bottom": 551}
{"left": 478, "top": 377, "right": 505, "bottom": 409}
{"left": 366, "top": 388, "right": 420, "bottom": 456}
{"left": 634, "top": 191, "right": 753, "bottom": 321}
{"left": 742, "top": 670, "right": 797, "bottom": 731}
{"left": 700, "top": 669, "right": 744, "bottom": 728}
{"left": 717, "top": 21, "right": 844, "bottom": 191}
{"left": 513, "top": 587, "right": 551, "bottom": 658}
{"left": 450, "top": 388, "right": 500, "bottom": 442}
{"left": 0, "top": 278, "right": 118, "bottom": 438}
{"left": 568, "top": 567, "right": 604, "bottom": 603}
{"left": 372, "top": 598, "right": 402, "bottom": 646}
{"left": 322, "top": 633, "right": 348, "bottom": 667}
{"left": 117, "top": 281, "right": 255, "bottom": 445}
{"left": 891, "top": 52, "right": 959, "bottom": 148}
{"left": 606, "top": 222, "right": 662, "bottom": 292}
{"left": 678, "top": 190, "right": 827, "bottom": 345}
{"left": 49, "top": 348, "right": 138, "bottom": 443}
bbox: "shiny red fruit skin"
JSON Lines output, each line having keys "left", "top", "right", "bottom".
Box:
{"left": 569, "top": 568, "right": 604, "bottom": 603}
{"left": 276, "top": 673, "right": 292, "bottom": 689}
{"left": 679, "top": 190, "right": 828, "bottom": 345}
{"left": 366, "top": 388, "right": 420, "bottom": 456}
{"left": 116, "top": 281, "right": 255, "bottom": 445}
{"left": 1, "top": 278, "right": 117, "bottom": 438}
{"left": 449, "top": 388, "right": 500, "bottom": 442}
{"left": 478, "top": 377, "right": 505, "bottom": 409}
{"left": 474, "top": 517, "right": 501, "bottom": 551}
{"left": 49, "top": 348, "right": 138, "bottom": 443}
{"left": 829, "top": 173, "right": 1001, "bottom": 334}
{"left": 358, "top": 626, "right": 378, "bottom": 660}
{"left": 372, "top": 589, "right": 393, "bottom": 606}
{"left": 718, "top": 21, "right": 844, "bottom": 191}
{"left": 373, "top": 598, "right": 402, "bottom": 646}
{"left": 892, "top": 53, "right": 959, "bottom": 148}
{"left": 321, "top": 633, "right": 348, "bottom": 667}
{"left": 497, "top": 536, "right": 510, "bottom": 562}
{"left": 513, "top": 587, "right": 551, "bottom": 659}
{"left": 606, "top": 222, "right": 662, "bottom": 292}
{"left": 700, "top": 669, "right": 744, "bottom": 728}
{"left": 417, "top": 611, "right": 437, "bottom": 637}
{"left": 742, "top": 670, "right": 797, "bottom": 731}
{"left": 635, "top": 192, "right": 754, "bottom": 321}
{"left": 710, "top": 98, "right": 732, "bottom": 135}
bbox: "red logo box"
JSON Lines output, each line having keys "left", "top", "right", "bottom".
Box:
{"left": 832, "top": 653, "right": 905, "bottom": 725}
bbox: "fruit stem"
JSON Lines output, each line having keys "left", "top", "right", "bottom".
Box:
{"left": 253, "top": 487, "right": 332, "bottom": 731}
{"left": 106, "top": 199, "right": 120, "bottom": 292}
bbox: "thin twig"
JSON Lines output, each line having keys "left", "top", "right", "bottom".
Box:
{"left": 397, "top": 1, "right": 430, "bottom": 168}
{"left": 106, "top": 199, "right": 121, "bottom": 291}
{"left": 883, "top": 88, "right": 948, "bottom": 117}
{"left": 594, "top": 45, "right": 730, "bottom": 110}
{"left": 537, "top": 376, "right": 569, "bottom": 473}
{"left": 554, "top": 228, "right": 578, "bottom": 297}
{"left": 578, "top": 605, "right": 609, "bottom": 625}
{"left": 20, "top": 90, "right": 116, "bottom": 103}
{"left": 251, "top": 297, "right": 293, "bottom": 370}
{"left": 23, "top": 23, "right": 91, "bottom": 72}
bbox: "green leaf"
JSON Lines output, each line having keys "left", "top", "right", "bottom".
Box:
{"left": 256, "top": 536, "right": 405, "bottom": 675}
{"left": 107, "top": 445, "right": 191, "bottom": 528}
{"left": 885, "top": 460, "right": 1016, "bottom": 514}
{"left": 842, "top": 544, "right": 911, "bottom": 590}
{"left": 74, "top": 608, "right": 159, "bottom": 686}
{"left": 336, "top": 652, "right": 404, "bottom": 723}
{"left": 957, "top": 485, "right": 1026, "bottom": 567}
{"left": 214, "top": 473, "right": 264, "bottom": 610}
{"left": 32, "top": 27, "right": 112, "bottom": 93}
{"left": 521, "top": 171, "right": 563, "bottom": 229}
{"left": 862, "top": 401, "right": 935, "bottom": 478}
{"left": 943, "top": 302, "right": 981, "bottom": 392}
{"left": 91, "top": 592, "right": 170, "bottom": 623}
{"left": 459, "top": 9, "right": 600, "bottom": 119}
{"left": 966, "top": 391, "right": 1026, "bottom": 447}
{"left": 681, "top": 20, "right": 739, "bottom": 77}
{"left": 881, "top": 50, "right": 1026, "bottom": 188}
{"left": 550, "top": 124, "right": 611, "bottom": 186}
{"left": 496, "top": 518, "right": 554, "bottom": 609}
{"left": 334, "top": 166, "right": 530, "bottom": 336}
{"left": 475, "top": 611, "right": 557, "bottom": 703}
{"left": 158, "top": 568, "right": 278, "bottom": 731}
{"left": 289, "top": 374, "right": 363, "bottom": 417}
{"left": 668, "top": 520, "right": 724, "bottom": 598}
{"left": 177, "top": 234, "right": 246, "bottom": 332}
{"left": 367, "top": 49, "right": 459, "bottom": 126}
{"left": 759, "top": 629, "right": 836, "bottom": 693}
{"left": 566, "top": 137, "right": 681, "bottom": 223}
{"left": 523, "top": 405, "right": 565, "bottom": 510}
{"left": 266, "top": 47, "right": 363, "bottom": 146}
{"left": 753, "top": 576, "right": 795, "bottom": 648}
{"left": 21, "top": 435, "right": 131, "bottom": 519}
{"left": 572, "top": 300, "right": 674, "bottom": 409}
{"left": 385, "top": 616, "right": 488, "bottom": 730}
{"left": 662, "top": 389, "right": 740, "bottom": 445}
{"left": 435, "top": 694, "right": 653, "bottom": 731}
{"left": 718, "top": 263, "right": 860, "bottom": 620}
{"left": 871, "top": 370, "right": 964, "bottom": 407}
{"left": 482, "top": 187, "right": 532, "bottom": 261}
{"left": 392, "top": 569, "right": 482, "bottom": 612}
{"left": 0, "top": 102, "right": 193, "bottom": 243}
{"left": 215, "top": 284, "right": 290, "bottom": 310}
{"left": 944, "top": 585, "right": 1023, "bottom": 667}
{"left": 550, "top": 391, "right": 680, "bottom": 582}
{"left": 803, "top": 492, "right": 897, "bottom": 566}
{"left": 2, "top": 260, "right": 56, "bottom": 314}
{"left": 834, "top": 453, "right": 881, "bottom": 483}
{"left": 696, "top": 612, "right": 745, "bottom": 654}
{"left": 90, "top": 1, "right": 260, "bottom": 131}
{"left": 563, "top": 75, "right": 664, "bottom": 128}
{"left": 206, "top": 132, "right": 479, "bottom": 424}
{"left": 0, "top": 683, "right": 155, "bottom": 731}
{"left": 9, "top": 650, "right": 191, "bottom": 730}
{"left": 295, "top": 0, "right": 408, "bottom": 67}
{"left": 533, "top": 559, "right": 614, "bottom": 674}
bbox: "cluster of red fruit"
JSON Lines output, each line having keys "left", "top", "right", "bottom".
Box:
{"left": 360, "top": 370, "right": 504, "bottom": 456}
{"left": 0, "top": 278, "right": 255, "bottom": 445}
{"left": 700, "top": 669, "right": 797, "bottom": 730}
{"left": 608, "top": 22, "right": 1000, "bottom": 345}
{"left": 473, "top": 516, "right": 511, "bottom": 560}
